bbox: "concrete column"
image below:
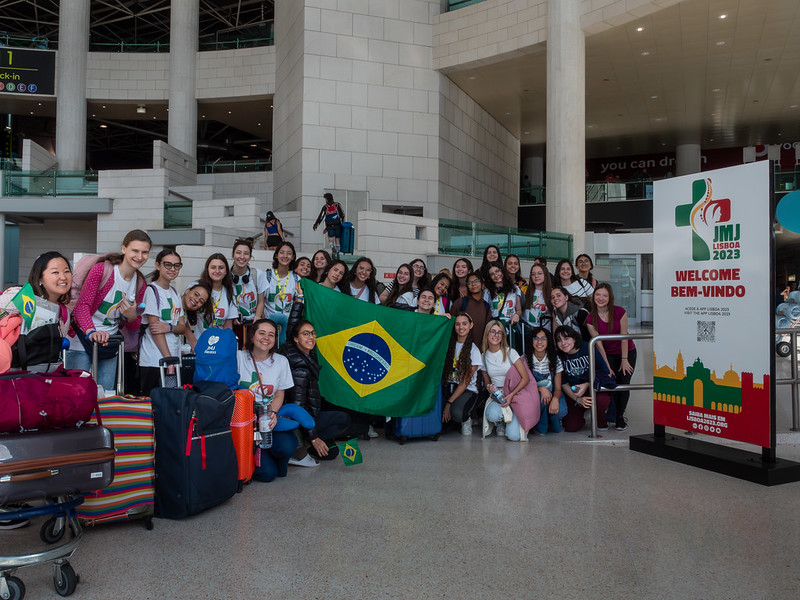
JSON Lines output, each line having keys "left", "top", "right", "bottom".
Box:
{"left": 168, "top": 0, "right": 199, "bottom": 158}
{"left": 546, "top": 0, "right": 585, "bottom": 253}
{"left": 676, "top": 143, "right": 701, "bottom": 176}
{"left": 55, "top": 0, "right": 90, "bottom": 171}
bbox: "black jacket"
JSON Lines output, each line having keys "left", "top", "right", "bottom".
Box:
{"left": 278, "top": 301, "right": 322, "bottom": 441}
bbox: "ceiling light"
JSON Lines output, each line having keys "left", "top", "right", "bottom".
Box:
{"left": 101, "top": 105, "right": 106, "bottom": 109}
{"left": 136, "top": 105, "right": 147, "bottom": 114}
{"left": 790, "top": 105, "right": 798, "bottom": 109}
{"left": 99, "top": 124, "right": 107, "bottom": 128}
{"left": 655, "top": 117, "right": 664, "bottom": 121}
{"left": 650, "top": 95, "right": 658, "bottom": 99}
{"left": 242, "top": 155, "right": 249, "bottom": 159}
{"left": 227, "top": 111, "right": 232, "bottom": 114}
{"left": 712, "top": 88, "right": 721, "bottom": 92}
{"left": 636, "top": 27, "right": 644, "bottom": 32}
{"left": 641, "top": 51, "right": 650, "bottom": 56}
{"left": 468, "top": 76, "right": 476, "bottom": 80}
{"left": 201, "top": 114, "right": 206, "bottom": 118}
{"left": 718, "top": 14, "right": 727, "bottom": 19}
{"left": 30, "top": 111, "right": 34, "bottom": 115}
{"left": 250, "top": 144, "right": 257, "bottom": 147}
{"left": 505, "top": 112, "right": 511, "bottom": 115}
{"left": 523, "top": 131, "right": 530, "bottom": 135}
{"left": 37, "top": 102, "right": 42, "bottom": 106}
{"left": 715, "top": 41, "right": 725, "bottom": 46}
{"left": 709, "top": 139, "right": 714, "bottom": 142}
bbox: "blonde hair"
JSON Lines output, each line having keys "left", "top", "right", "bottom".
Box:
{"left": 481, "top": 319, "right": 509, "bottom": 362}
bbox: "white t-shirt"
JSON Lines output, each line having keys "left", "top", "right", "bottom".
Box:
{"left": 232, "top": 267, "right": 264, "bottom": 321}
{"left": 92, "top": 265, "right": 138, "bottom": 334}
{"left": 236, "top": 350, "right": 294, "bottom": 404}
{"left": 523, "top": 288, "right": 549, "bottom": 328}
{"left": 350, "top": 284, "right": 380, "bottom": 303}
{"left": 263, "top": 270, "right": 300, "bottom": 314}
{"left": 530, "top": 353, "right": 563, "bottom": 392}
{"left": 447, "top": 341, "right": 483, "bottom": 393}
{"left": 483, "top": 288, "right": 519, "bottom": 321}
{"left": 139, "top": 283, "right": 183, "bottom": 368}
{"left": 483, "top": 347, "right": 521, "bottom": 389}
{"left": 186, "top": 282, "right": 237, "bottom": 339}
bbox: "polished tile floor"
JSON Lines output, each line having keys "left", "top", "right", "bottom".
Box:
{"left": 5, "top": 337, "right": 800, "bottom": 599}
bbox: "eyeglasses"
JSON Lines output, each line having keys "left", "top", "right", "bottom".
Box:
{"left": 532, "top": 337, "right": 548, "bottom": 343}
{"left": 357, "top": 265, "right": 373, "bottom": 273}
{"left": 467, "top": 279, "right": 481, "bottom": 286}
{"left": 299, "top": 330, "right": 317, "bottom": 338}
{"left": 576, "top": 259, "right": 591, "bottom": 265}
{"left": 162, "top": 262, "right": 183, "bottom": 271}
{"left": 412, "top": 264, "right": 425, "bottom": 272}
{"left": 488, "top": 329, "right": 504, "bottom": 336}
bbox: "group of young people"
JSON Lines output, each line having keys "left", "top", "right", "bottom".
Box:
{"left": 15, "top": 233, "right": 636, "bottom": 483}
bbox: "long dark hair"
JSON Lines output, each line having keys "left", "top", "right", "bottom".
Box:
{"left": 449, "top": 257, "right": 474, "bottom": 300}
{"left": 183, "top": 281, "right": 212, "bottom": 326}
{"left": 575, "top": 253, "right": 595, "bottom": 283}
{"left": 321, "top": 259, "right": 350, "bottom": 293}
{"left": 409, "top": 258, "right": 430, "bottom": 291}
{"left": 525, "top": 326, "right": 557, "bottom": 378}
{"left": 555, "top": 259, "right": 579, "bottom": 286}
{"left": 311, "top": 250, "right": 332, "bottom": 283}
{"left": 27, "top": 251, "right": 72, "bottom": 305}
{"left": 384, "top": 263, "right": 413, "bottom": 306}
{"left": 348, "top": 257, "right": 379, "bottom": 303}
{"left": 429, "top": 272, "right": 452, "bottom": 302}
{"left": 148, "top": 248, "right": 181, "bottom": 283}
{"left": 504, "top": 254, "right": 525, "bottom": 286}
{"left": 199, "top": 253, "right": 234, "bottom": 302}
{"left": 485, "top": 261, "right": 514, "bottom": 299}
{"left": 442, "top": 313, "right": 475, "bottom": 385}
{"left": 479, "top": 245, "right": 502, "bottom": 282}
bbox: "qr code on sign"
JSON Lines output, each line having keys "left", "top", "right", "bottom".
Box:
{"left": 697, "top": 320, "right": 716, "bottom": 342}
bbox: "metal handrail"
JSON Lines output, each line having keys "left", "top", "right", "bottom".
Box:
{"left": 776, "top": 327, "right": 800, "bottom": 431}
{"left": 587, "top": 333, "right": 653, "bottom": 438}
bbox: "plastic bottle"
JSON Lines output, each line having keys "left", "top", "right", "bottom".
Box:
{"left": 258, "top": 407, "right": 273, "bottom": 449}
{"left": 492, "top": 389, "right": 504, "bottom": 402}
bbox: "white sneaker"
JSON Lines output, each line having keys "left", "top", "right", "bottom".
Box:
{"left": 496, "top": 424, "right": 506, "bottom": 437}
{"left": 367, "top": 425, "right": 379, "bottom": 438}
{"left": 288, "top": 454, "right": 319, "bottom": 468}
{"left": 461, "top": 419, "right": 472, "bottom": 436}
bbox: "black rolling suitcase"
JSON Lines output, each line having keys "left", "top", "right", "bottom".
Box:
{"left": 0, "top": 427, "right": 115, "bottom": 505}
{"left": 150, "top": 381, "right": 238, "bottom": 519}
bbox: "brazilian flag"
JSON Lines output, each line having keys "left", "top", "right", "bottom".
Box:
{"left": 336, "top": 438, "right": 363, "bottom": 466}
{"left": 11, "top": 283, "right": 37, "bottom": 330}
{"left": 301, "top": 279, "right": 452, "bottom": 417}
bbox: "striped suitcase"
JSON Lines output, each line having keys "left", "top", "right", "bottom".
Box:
{"left": 75, "top": 395, "right": 155, "bottom": 529}
{"left": 231, "top": 389, "right": 257, "bottom": 491}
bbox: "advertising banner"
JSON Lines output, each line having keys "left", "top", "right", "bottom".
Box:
{"left": 653, "top": 161, "right": 772, "bottom": 448}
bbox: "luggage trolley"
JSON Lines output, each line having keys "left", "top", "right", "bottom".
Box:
{"left": 0, "top": 497, "right": 86, "bottom": 599}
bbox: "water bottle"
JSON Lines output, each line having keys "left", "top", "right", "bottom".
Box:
{"left": 492, "top": 389, "right": 505, "bottom": 403}
{"left": 258, "top": 406, "right": 273, "bottom": 449}
{"left": 571, "top": 385, "right": 578, "bottom": 393}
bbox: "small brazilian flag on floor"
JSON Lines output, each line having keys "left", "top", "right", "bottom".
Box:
{"left": 336, "top": 438, "right": 363, "bottom": 467}
{"left": 301, "top": 279, "right": 452, "bottom": 417}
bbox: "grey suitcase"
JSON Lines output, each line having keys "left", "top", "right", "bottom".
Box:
{"left": 0, "top": 427, "right": 115, "bottom": 505}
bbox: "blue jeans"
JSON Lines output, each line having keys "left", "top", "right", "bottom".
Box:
{"left": 253, "top": 431, "right": 298, "bottom": 483}
{"left": 534, "top": 396, "right": 567, "bottom": 434}
{"left": 66, "top": 349, "right": 117, "bottom": 393}
{"left": 485, "top": 400, "right": 523, "bottom": 441}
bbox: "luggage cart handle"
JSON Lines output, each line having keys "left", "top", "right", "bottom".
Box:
{"left": 92, "top": 334, "right": 125, "bottom": 396}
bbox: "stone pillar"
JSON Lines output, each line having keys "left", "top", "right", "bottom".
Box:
{"left": 55, "top": 0, "right": 90, "bottom": 171}
{"left": 546, "top": 0, "right": 585, "bottom": 252}
{"left": 676, "top": 143, "right": 701, "bottom": 176}
{"left": 168, "top": 0, "right": 199, "bottom": 158}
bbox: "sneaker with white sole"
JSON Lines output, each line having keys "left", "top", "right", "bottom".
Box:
{"left": 288, "top": 454, "right": 320, "bottom": 468}
{"left": 615, "top": 417, "right": 628, "bottom": 431}
{"left": 496, "top": 423, "right": 506, "bottom": 437}
{"left": 461, "top": 419, "right": 472, "bottom": 436}
{"left": 367, "top": 425, "right": 379, "bottom": 438}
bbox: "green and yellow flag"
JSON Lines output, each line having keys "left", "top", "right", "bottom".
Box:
{"left": 336, "top": 438, "right": 363, "bottom": 466}
{"left": 301, "top": 279, "right": 452, "bottom": 417}
{"left": 11, "top": 283, "right": 37, "bottom": 330}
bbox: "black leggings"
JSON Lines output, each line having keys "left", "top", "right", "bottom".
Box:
{"left": 606, "top": 348, "right": 637, "bottom": 420}
{"left": 445, "top": 383, "right": 477, "bottom": 423}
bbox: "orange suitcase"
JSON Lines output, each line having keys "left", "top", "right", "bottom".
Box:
{"left": 230, "top": 389, "right": 257, "bottom": 490}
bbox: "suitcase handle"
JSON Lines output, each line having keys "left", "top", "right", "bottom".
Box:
{"left": 6, "top": 469, "right": 57, "bottom": 482}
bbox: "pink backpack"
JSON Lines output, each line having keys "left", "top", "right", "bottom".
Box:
{"left": 70, "top": 253, "right": 114, "bottom": 310}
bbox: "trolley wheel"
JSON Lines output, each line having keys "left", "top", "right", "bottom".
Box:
{"left": 1, "top": 576, "right": 25, "bottom": 600}
{"left": 40, "top": 517, "right": 66, "bottom": 544}
{"left": 144, "top": 516, "right": 154, "bottom": 531}
{"left": 776, "top": 341, "right": 792, "bottom": 357}
{"left": 398, "top": 436, "right": 407, "bottom": 445}
{"left": 53, "top": 564, "right": 78, "bottom": 597}
{"left": 237, "top": 480, "right": 244, "bottom": 493}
